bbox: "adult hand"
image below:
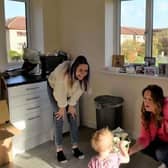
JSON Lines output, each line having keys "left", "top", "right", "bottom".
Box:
{"left": 55, "top": 107, "right": 65, "bottom": 120}
{"left": 128, "top": 142, "right": 143, "bottom": 156}
{"left": 68, "top": 105, "right": 76, "bottom": 119}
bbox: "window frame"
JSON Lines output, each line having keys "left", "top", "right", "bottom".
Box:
{"left": 119, "top": 0, "right": 154, "bottom": 59}
{"left": 0, "top": 0, "right": 31, "bottom": 65}
{"left": 105, "top": 0, "right": 159, "bottom": 67}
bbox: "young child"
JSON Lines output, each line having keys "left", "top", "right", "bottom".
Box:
{"left": 88, "top": 127, "right": 130, "bottom": 168}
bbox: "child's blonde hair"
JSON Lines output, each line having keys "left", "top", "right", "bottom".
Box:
{"left": 91, "top": 127, "right": 113, "bottom": 153}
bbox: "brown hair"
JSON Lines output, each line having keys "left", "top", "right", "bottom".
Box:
{"left": 66, "top": 55, "right": 90, "bottom": 91}
{"left": 141, "top": 84, "right": 164, "bottom": 129}
{"left": 91, "top": 127, "right": 113, "bottom": 153}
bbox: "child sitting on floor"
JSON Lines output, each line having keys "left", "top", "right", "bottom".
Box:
{"left": 88, "top": 127, "right": 130, "bottom": 168}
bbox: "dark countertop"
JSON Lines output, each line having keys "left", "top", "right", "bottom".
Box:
{"left": 5, "top": 75, "right": 47, "bottom": 87}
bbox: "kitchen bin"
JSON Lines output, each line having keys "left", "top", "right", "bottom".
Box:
{"left": 94, "top": 95, "right": 124, "bottom": 130}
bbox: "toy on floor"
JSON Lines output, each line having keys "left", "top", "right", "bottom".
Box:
{"left": 112, "top": 127, "right": 131, "bottom": 153}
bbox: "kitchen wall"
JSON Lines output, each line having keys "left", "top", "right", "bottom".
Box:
{"left": 1, "top": 0, "right": 168, "bottom": 138}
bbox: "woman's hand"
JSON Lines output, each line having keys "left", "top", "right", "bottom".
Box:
{"left": 55, "top": 107, "right": 65, "bottom": 120}
{"left": 68, "top": 105, "right": 76, "bottom": 119}
{"left": 128, "top": 142, "right": 144, "bottom": 156}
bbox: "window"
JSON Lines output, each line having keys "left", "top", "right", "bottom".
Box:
{"left": 4, "top": 0, "right": 29, "bottom": 63}
{"left": 120, "top": 0, "right": 146, "bottom": 64}
{"left": 106, "top": 0, "right": 168, "bottom": 66}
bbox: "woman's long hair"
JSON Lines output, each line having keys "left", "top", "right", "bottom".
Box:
{"left": 141, "top": 85, "right": 164, "bottom": 129}
{"left": 68, "top": 55, "right": 90, "bottom": 91}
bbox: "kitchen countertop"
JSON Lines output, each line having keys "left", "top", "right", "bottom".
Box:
{"left": 4, "top": 74, "right": 47, "bottom": 87}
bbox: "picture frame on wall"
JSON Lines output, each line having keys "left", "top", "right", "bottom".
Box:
{"left": 112, "top": 55, "right": 125, "bottom": 67}
{"left": 144, "top": 66, "right": 157, "bottom": 76}
{"left": 144, "top": 57, "right": 156, "bottom": 66}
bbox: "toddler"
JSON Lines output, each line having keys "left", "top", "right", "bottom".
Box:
{"left": 88, "top": 127, "right": 130, "bottom": 168}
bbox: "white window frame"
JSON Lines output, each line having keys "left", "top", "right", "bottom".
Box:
{"left": 105, "top": 0, "right": 156, "bottom": 67}
{"left": 0, "top": 0, "right": 31, "bottom": 66}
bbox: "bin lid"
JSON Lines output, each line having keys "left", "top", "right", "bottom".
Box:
{"left": 94, "top": 95, "right": 124, "bottom": 107}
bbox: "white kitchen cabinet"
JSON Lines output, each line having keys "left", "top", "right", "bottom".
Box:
{"left": 7, "top": 79, "right": 80, "bottom": 155}
{"left": 7, "top": 81, "right": 53, "bottom": 155}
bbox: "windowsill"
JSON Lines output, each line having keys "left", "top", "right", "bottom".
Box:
{"left": 101, "top": 68, "right": 168, "bottom": 80}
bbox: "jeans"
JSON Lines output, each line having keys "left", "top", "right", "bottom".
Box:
{"left": 142, "top": 138, "right": 168, "bottom": 166}
{"left": 47, "top": 83, "right": 79, "bottom": 149}
{"left": 54, "top": 108, "right": 78, "bottom": 148}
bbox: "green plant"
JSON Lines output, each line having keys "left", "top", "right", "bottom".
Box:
{"left": 8, "top": 50, "right": 23, "bottom": 60}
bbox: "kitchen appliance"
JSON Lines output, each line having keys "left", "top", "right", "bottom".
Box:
{"left": 40, "top": 54, "right": 68, "bottom": 77}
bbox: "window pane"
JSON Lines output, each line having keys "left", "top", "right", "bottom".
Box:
{"left": 153, "top": 0, "right": 168, "bottom": 65}
{"left": 4, "top": 0, "right": 27, "bottom": 63}
{"left": 120, "top": 0, "right": 146, "bottom": 64}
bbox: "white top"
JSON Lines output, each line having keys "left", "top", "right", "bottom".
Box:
{"left": 48, "top": 61, "right": 84, "bottom": 108}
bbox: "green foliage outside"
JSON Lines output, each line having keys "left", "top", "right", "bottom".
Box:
{"left": 121, "top": 29, "right": 168, "bottom": 65}
{"left": 121, "top": 40, "right": 145, "bottom": 64}
{"left": 8, "top": 50, "right": 23, "bottom": 61}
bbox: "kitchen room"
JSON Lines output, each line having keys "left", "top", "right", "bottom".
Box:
{"left": 0, "top": 0, "right": 168, "bottom": 167}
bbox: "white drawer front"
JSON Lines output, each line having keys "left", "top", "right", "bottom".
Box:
{"left": 9, "top": 92, "right": 50, "bottom": 109}
{"left": 11, "top": 114, "right": 41, "bottom": 137}
{"left": 11, "top": 109, "right": 52, "bottom": 136}
{"left": 13, "top": 132, "right": 51, "bottom": 155}
{"left": 9, "top": 93, "right": 41, "bottom": 108}
{"left": 10, "top": 101, "right": 41, "bottom": 121}
{"left": 8, "top": 81, "right": 47, "bottom": 97}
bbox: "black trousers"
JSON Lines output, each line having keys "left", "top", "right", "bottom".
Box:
{"left": 142, "top": 138, "right": 168, "bottom": 166}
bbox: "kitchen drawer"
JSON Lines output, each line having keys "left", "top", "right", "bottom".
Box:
{"left": 9, "top": 93, "right": 41, "bottom": 108}
{"left": 13, "top": 131, "right": 51, "bottom": 155}
{"left": 8, "top": 81, "right": 47, "bottom": 97}
{"left": 9, "top": 91, "right": 50, "bottom": 108}
{"left": 11, "top": 114, "right": 42, "bottom": 137}
{"left": 10, "top": 101, "right": 41, "bottom": 121}
{"left": 11, "top": 109, "right": 52, "bottom": 135}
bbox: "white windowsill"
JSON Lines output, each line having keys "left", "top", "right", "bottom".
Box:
{"left": 101, "top": 68, "right": 168, "bottom": 80}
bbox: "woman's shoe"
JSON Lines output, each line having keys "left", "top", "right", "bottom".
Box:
{"left": 57, "top": 151, "right": 68, "bottom": 163}
{"left": 158, "top": 163, "right": 167, "bottom": 168}
{"left": 72, "top": 147, "right": 85, "bottom": 159}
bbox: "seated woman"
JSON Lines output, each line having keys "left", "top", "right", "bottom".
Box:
{"left": 129, "top": 84, "right": 168, "bottom": 168}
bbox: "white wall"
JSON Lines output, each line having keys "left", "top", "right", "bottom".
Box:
{"left": 42, "top": 0, "right": 60, "bottom": 53}
{"left": 30, "top": 0, "right": 60, "bottom": 53}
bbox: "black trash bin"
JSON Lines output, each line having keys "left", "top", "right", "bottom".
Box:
{"left": 94, "top": 95, "right": 124, "bottom": 130}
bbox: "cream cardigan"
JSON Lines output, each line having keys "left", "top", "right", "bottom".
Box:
{"left": 48, "top": 61, "right": 84, "bottom": 108}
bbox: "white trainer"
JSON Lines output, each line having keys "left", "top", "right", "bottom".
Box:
{"left": 158, "top": 163, "right": 167, "bottom": 168}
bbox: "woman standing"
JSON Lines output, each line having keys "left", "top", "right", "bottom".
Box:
{"left": 129, "top": 85, "right": 168, "bottom": 168}
{"left": 48, "top": 55, "right": 90, "bottom": 163}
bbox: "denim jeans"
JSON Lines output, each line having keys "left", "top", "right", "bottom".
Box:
{"left": 47, "top": 83, "right": 79, "bottom": 149}
{"left": 142, "top": 137, "right": 168, "bottom": 166}
{"left": 54, "top": 108, "right": 78, "bottom": 148}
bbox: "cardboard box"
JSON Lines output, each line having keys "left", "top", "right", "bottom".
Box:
{"left": 0, "top": 100, "right": 9, "bottom": 124}
{"left": 0, "top": 123, "right": 20, "bottom": 166}
{"left": 0, "top": 76, "right": 9, "bottom": 124}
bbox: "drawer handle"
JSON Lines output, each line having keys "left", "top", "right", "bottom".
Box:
{"left": 26, "top": 106, "right": 40, "bottom": 111}
{"left": 26, "top": 96, "right": 40, "bottom": 101}
{"left": 28, "top": 115, "right": 40, "bottom": 120}
{"left": 26, "top": 87, "right": 40, "bottom": 90}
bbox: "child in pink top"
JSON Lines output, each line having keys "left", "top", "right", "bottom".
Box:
{"left": 129, "top": 85, "right": 168, "bottom": 168}
{"left": 88, "top": 128, "right": 129, "bottom": 168}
